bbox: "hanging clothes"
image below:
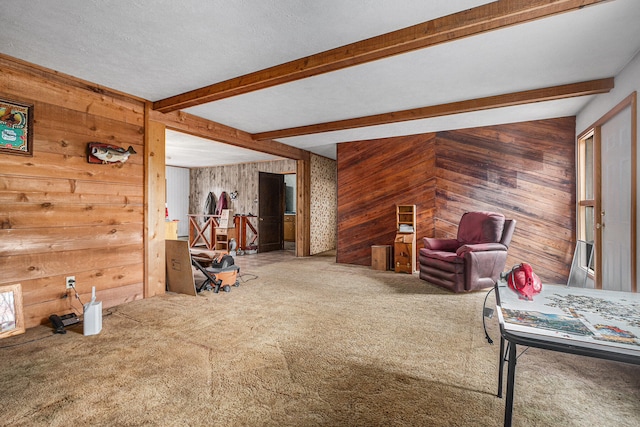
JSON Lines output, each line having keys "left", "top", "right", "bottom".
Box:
{"left": 216, "top": 191, "right": 229, "bottom": 216}
{"left": 204, "top": 192, "right": 217, "bottom": 215}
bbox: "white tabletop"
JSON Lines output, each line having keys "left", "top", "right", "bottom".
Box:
{"left": 496, "top": 282, "right": 640, "bottom": 358}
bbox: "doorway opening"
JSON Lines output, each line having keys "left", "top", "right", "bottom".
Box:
{"left": 257, "top": 171, "right": 297, "bottom": 253}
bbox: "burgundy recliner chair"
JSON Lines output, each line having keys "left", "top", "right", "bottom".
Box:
{"left": 418, "top": 212, "right": 515, "bottom": 293}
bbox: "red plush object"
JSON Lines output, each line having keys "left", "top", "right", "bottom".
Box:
{"left": 507, "top": 263, "right": 542, "bottom": 301}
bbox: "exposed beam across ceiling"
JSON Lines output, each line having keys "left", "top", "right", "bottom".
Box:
{"left": 149, "top": 109, "right": 309, "bottom": 160}
{"left": 251, "top": 78, "right": 615, "bottom": 140}
{"left": 152, "top": 0, "right": 607, "bottom": 113}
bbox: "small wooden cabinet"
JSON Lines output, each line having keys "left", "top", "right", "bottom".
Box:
{"left": 284, "top": 214, "right": 296, "bottom": 242}
{"left": 394, "top": 205, "right": 416, "bottom": 273}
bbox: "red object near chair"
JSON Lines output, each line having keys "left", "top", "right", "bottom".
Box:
{"left": 506, "top": 263, "right": 542, "bottom": 301}
{"left": 418, "top": 211, "right": 516, "bottom": 293}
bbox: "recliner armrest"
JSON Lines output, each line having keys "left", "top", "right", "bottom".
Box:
{"left": 456, "top": 242, "right": 507, "bottom": 257}
{"left": 423, "top": 237, "right": 459, "bottom": 251}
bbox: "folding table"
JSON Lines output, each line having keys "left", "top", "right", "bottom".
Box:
{"left": 495, "top": 282, "right": 640, "bottom": 426}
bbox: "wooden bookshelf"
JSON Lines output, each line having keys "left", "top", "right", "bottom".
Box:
{"left": 395, "top": 205, "right": 416, "bottom": 273}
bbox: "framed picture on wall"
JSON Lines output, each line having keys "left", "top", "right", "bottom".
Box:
{"left": 0, "top": 283, "right": 26, "bottom": 339}
{"left": 0, "top": 98, "right": 34, "bottom": 156}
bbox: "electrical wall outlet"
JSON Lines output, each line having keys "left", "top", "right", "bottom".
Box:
{"left": 65, "top": 276, "right": 76, "bottom": 289}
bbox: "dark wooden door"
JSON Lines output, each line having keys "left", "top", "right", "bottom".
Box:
{"left": 258, "top": 172, "right": 284, "bottom": 253}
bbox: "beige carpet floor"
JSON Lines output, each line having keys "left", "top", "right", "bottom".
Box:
{"left": 1, "top": 252, "right": 639, "bottom": 426}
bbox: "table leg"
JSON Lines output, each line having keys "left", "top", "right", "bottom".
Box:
{"left": 504, "top": 340, "right": 517, "bottom": 427}
{"left": 498, "top": 336, "right": 506, "bottom": 398}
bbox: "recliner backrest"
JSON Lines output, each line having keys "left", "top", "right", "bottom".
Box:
{"left": 457, "top": 211, "right": 505, "bottom": 245}
{"left": 500, "top": 219, "right": 516, "bottom": 248}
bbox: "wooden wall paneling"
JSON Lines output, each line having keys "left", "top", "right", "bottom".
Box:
{"left": 22, "top": 282, "right": 143, "bottom": 328}
{"left": 189, "top": 159, "right": 297, "bottom": 217}
{"left": 0, "top": 203, "right": 142, "bottom": 229}
{"left": 0, "top": 151, "right": 144, "bottom": 184}
{"left": 436, "top": 170, "right": 573, "bottom": 228}
{"left": 337, "top": 134, "right": 436, "bottom": 266}
{"left": 5, "top": 246, "right": 144, "bottom": 325}
{"left": 20, "top": 264, "right": 144, "bottom": 305}
{"left": 433, "top": 183, "right": 575, "bottom": 277}
{"left": 336, "top": 117, "right": 576, "bottom": 284}
{"left": 3, "top": 244, "right": 143, "bottom": 289}
{"left": 34, "top": 102, "right": 145, "bottom": 151}
{"left": 296, "top": 156, "right": 311, "bottom": 257}
{"left": 145, "top": 117, "right": 166, "bottom": 298}
{"left": 433, "top": 117, "right": 576, "bottom": 283}
{"left": 0, "top": 224, "right": 142, "bottom": 256}
{"left": 0, "top": 175, "right": 144, "bottom": 205}
{"left": 0, "top": 54, "right": 146, "bottom": 327}
{"left": 0, "top": 54, "right": 145, "bottom": 125}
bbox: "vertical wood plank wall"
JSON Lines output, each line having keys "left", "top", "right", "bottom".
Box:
{"left": 189, "top": 159, "right": 297, "bottom": 218}
{"left": 0, "top": 56, "right": 146, "bottom": 327}
{"left": 337, "top": 117, "right": 576, "bottom": 284}
{"left": 145, "top": 117, "right": 166, "bottom": 298}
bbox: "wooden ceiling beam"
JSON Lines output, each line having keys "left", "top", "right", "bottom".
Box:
{"left": 152, "top": 0, "right": 606, "bottom": 113}
{"left": 148, "top": 109, "right": 308, "bottom": 160}
{"left": 251, "top": 78, "right": 615, "bottom": 140}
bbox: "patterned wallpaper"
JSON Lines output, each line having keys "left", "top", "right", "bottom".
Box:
{"left": 310, "top": 154, "right": 337, "bottom": 254}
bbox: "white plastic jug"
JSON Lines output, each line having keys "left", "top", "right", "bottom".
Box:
{"left": 83, "top": 286, "right": 102, "bottom": 336}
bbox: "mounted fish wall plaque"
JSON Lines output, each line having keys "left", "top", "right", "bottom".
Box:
{"left": 87, "top": 142, "right": 136, "bottom": 164}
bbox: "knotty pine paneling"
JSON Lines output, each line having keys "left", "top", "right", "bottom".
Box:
{"left": 0, "top": 55, "right": 145, "bottom": 327}
{"left": 337, "top": 134, "right": 436, "bottom": 266}
{"left": 0, "top": 224, "right": 142, "bottom": 256}
{"left": 0, "top": 57, "right": 144, "bottom": 126}
{"left": 336, "top": 117, "right": 576, "bottom": 284}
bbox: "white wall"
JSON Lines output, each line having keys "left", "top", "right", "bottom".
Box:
{"left": 166, "top": 166, "right": 190, "bottom": 237}
{"left": 284, "top": 173, "right": 296, "bottom": 213}
{"left": 576, "top": 50, "right": 640, "bottom": 291}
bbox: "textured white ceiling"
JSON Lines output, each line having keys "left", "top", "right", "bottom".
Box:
{"left": 1, "top": 0, "right": 639, "bottom": 166}
{"left": 0, "top": 0, "right": 490, "bottom": 100}
{"left": 165, "top": 130, "right": 282, "bottom": 168}
{"left": 213, "top": 2, "right": 638, "bottom": 129}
